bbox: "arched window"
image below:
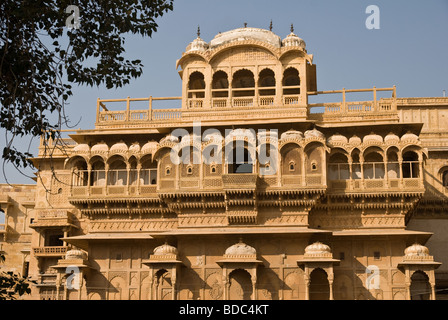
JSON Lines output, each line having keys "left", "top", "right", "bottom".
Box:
{"left": 258, "top": 68, "right": 276, "bottom": 99}
{"left": 108, "top": 156, "right": 127, "bottom": 186}
{"left": 281, "top": 144, "right": 301, "bottom": 176}
{"left": 442, "top": 170, "right": 448, "bottom": 188}
{"left": 328, "top": 153, "right": 349, "bottom": 180}
{"left": 232, "top": 69, "right": 255, "bottom": 98}
{"left": 363, "top": 150, "right": 384, "bottom": 179}
{"left": 90, "top": 157, "right": 106, "bottom": 186}
{"left": 282, "top": 67, "right": 300, "bottom": 96}
{"left": 227, "top": 141, "right": 253, "bottom": 174}
{"left": 188, "top": 71, "right": 205, "bottom": 98}
{"left": 387, "top": 148, "right": 400, "bottom": 179}
{"left": 351, "top": 151, "right": 362, "bottom": 180}
{"left": 140, "top": 155, "right": 157, "bottom": 186}
{"left": 402, "top": 151, "right": 419, "bottom": 178}
{"left": 212, "top": 71, "right": 229, "bottom": 95}
{"left": 70, "top": 157, "right": 88, "bottom": 186}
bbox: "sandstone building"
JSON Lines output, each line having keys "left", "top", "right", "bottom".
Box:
{"left": 2, "top": 26, "right": 448, "bottom": 300}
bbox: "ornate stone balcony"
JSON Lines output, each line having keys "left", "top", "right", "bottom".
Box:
{"left": 33, "top": 246, "right": 69, "bottom": 257}
{"left": 222, "top": 173, "right": 258, "bottom": 190}
{"left": 308, "top": 87, "right": 398, "bottom": 124}
{"left": 30, "top": 210, "right": 76, "bottom": 229}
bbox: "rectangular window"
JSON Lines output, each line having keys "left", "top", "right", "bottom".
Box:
{"left": 374, "top": 251, "right": 381, "bottom": 260}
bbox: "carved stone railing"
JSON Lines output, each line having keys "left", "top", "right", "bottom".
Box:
{"left": 222, "top": 173, "right": 258, "bottom": 190}
{"left": 33, "top": 246, "right": 69, "bottom": 257}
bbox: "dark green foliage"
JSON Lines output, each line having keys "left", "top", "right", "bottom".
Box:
{"left": 0, "top": 0, "right": 173, "bottom": 173}
{"left": 0, "top": 253, "right": 34, "bottom": 300}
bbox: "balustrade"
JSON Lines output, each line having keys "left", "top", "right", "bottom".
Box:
{"left": 328, "top": 161, "right": 422, "bottom": 191}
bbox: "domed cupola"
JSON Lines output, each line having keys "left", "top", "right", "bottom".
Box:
{"left": 65, "top": 248, "right": 88, "bottom": 260}
{"left": 217, "top": 239, "right": 262, "bottom": 265}
{"left": 349, "top": 135, "right": 362, "bottom": 146}
{"left": 327, "top": 133, "right": 348, "bottom": 147}
{"left": 384, "top": 132, "right": 400, "bottom": 145}
{"left": 186, "top": 26, "right": 209, "bottom": 53}
{"left": 304, "top": 127, "right": 325, "bottom": 140}
{"left": 401, "top": 131, "right": 419, "bottom": 144}
{"left": 110, "top": 141, "right": 128, "bottom": 154}
{"left": 282, "top": 24, "right": 306, "bottom": 49}
{"left": 304, "top": 242, "right": 332, "bottom": 258}
{"left": 91, "top": 141, "right": 109, "bottom": 154}
{"left": 73, "top": 143, "right": 90, "bottom": 154}
{"left": 363, "top": 132, "right": 383, "bottom": 145}
{"left": 153, "top": 242, "right": 178, "bottom": 256}
{"left": 280, "top": 129, "right": 304, "bottom": 141}
{"left": 225, "top": 240, "right": 257, "bottom": 257}
{"left": 404, "top": 243, "right": 430, "bottom": 258}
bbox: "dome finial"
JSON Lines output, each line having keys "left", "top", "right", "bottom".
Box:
{"left": 269, "top": 20, "right": 273, "bottom": 31}
{"left": 290, "top": 23, "right": 294, "bottom": 33}
{"left": 197, "top": 25, "right": 201, "bottom": 38}
{"left": 244, "top": 22, "right": 247, "bottom": 28}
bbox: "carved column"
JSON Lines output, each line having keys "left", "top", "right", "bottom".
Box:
{"left": 136, "top": 163, "right": 142, "bottom": 195}
{"left": 328, "top": 272, "right": 334, "bottom": 300}
{"left": 404, "top": 272, "right": 411, "bottom": 300}
{"left": 301, "top": 153, "right": 306, "bottom": 186}
{"left": 172, "top": 266, "right": 177, "bottom": 300}
{"left": 251, "top": 271, "right": 257, "bottom": 300}
{"left": 104, "top": 163, "right": 109, "bottom": 194}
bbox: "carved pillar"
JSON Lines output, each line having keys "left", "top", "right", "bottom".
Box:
{"left": 172, "top": 266, "right": 177, "bottom": 300}
{"left": 55, "top": 273, "right": 61, "bottom": 300}
{"left": 104, "top": 163, "right": 109, "bottom": 194}
{"left": 86, "top": 164, "right": 92, "bottom": 198}
{"left": 125, "top": 163, "right": 130, "bottom": 195}
{"left": 136, "top": 163, "right": 142, "bottom": 195}
{"left": 251, "top": 271, "right": 257, "bottom": 300}
{"left": 360, "top": 155, "right": 365, "bottom": 189}
{"left": 304, "top": 274, "right": 310, "bottom": 301}
{"left": 348, "top": 160, "right": 353, "bottom": 190}
{"left": 301, "top": 153, "right": 306, "bottom": 186}
{"left": 328, "top": 272, "right": 334, "bottom": 300}
{"left": 404, "top": 271, "right": 411, "bottom": 300}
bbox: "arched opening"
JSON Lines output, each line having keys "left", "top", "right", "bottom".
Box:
{"left": 363, "top": 149, "right": 384, "bottom": 179}
{"left": 90, "top": 156, "right": 106, "bottom": 186}
{"left": 212, "top": 71, "right": 229, "bottom": 96}
{"left": 140, "top": 155, "right": 158, "bottom": 186}
{"left": 229, "top": 269, "right": 253, "bottom": 300}
{"left": 281, "top": 143, "right": 301, "bottom": 180}
{"left": 305, "top": 144, "right": 322, "bottom": 174}
{"left": 69, "top": 156, "right": 88, "bottom": 186}
{"left": 155, "top": 269, "right": 173, "bottom": 300}
{"left": 282, "top": 67, "right": 300, "bottom": 96}
{"left": 258, "top": 69, "right": 276, "bottom": 105}
{"left": 402, "top": 151, "right": 419, "bottom": 178}
{"left": 442, "top": 169, "right": 448, "bottom": 188}
{"left": 351, "top": 150, "right": 362, "bottom": 180}
{"left": 410, "top": 271, "right": 431, "bottom": 300}
{"left": 179, "top": 146, "right": 201, "bottom": 179}
{"left": 232, "top": 69, "right": 255, "bottom": 100}
{"left": 328, "top": 152, "right": 349, "bottom": 180}
{"left": 128, "top": 156, "right": 138, "bottom": 185}
{"left": 226, "top": 141, "right": 254, "bottom": 174}
{"left": 309, "top": 268, "right": 330, "bottom": 300}
{"left": 188, "top": 71, "right": 205, "bottom": 108}
{"left": 107, "top": 156, "right": 127, "bottom": 186}
{"left": 387, "top": 148, "right": 400, "bottom": 179}
{"left": 188, "top": 71, "right": 205, "bottom": 98}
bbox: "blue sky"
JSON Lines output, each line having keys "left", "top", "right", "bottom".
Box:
{"left": 1, "top": 0, "right": 447, "bottom": 184}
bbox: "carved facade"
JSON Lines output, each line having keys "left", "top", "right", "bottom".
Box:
{"left": 2, "top": 26, "right": 448, "bottom": 300}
